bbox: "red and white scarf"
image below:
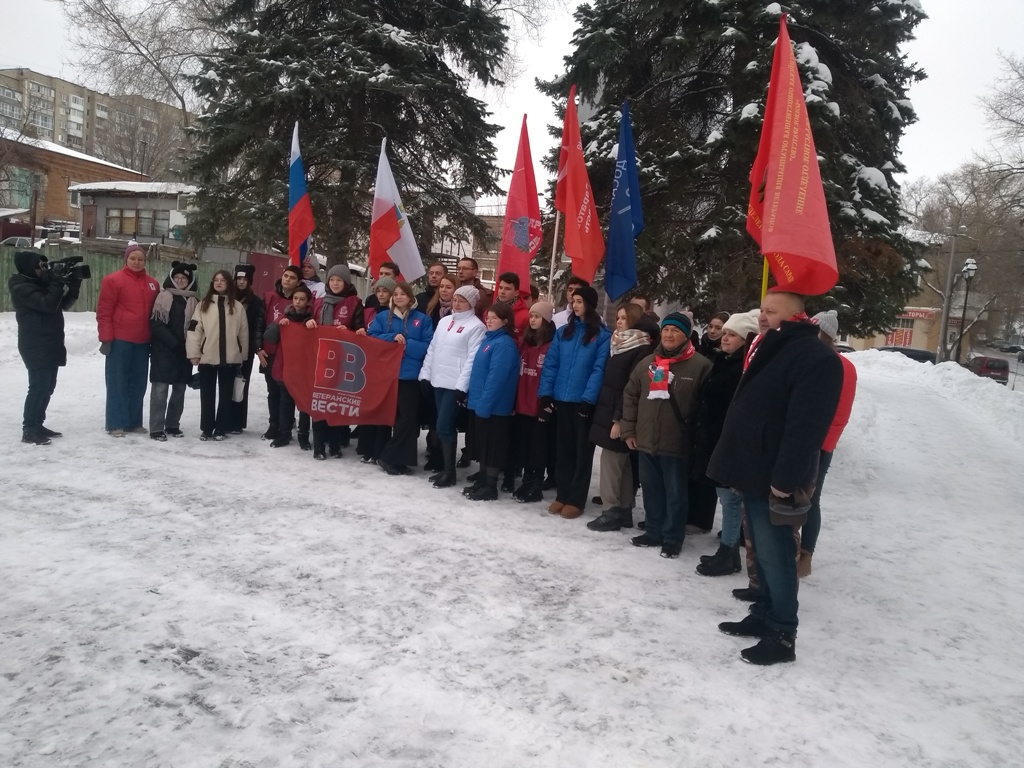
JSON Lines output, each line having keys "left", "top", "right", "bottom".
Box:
{"left": 647, "top": 344, "right": 695, "bottom": 399}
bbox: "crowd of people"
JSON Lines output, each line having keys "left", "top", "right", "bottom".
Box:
{"left": 9, "top": 245, "right": 857, "bottom": 666}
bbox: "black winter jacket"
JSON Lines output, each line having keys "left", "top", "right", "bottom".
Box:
{"left": 589, "top": 317, "right": 659, "bottom": 452}
{"left": 708, "top": 321, "right": 843, "bottom": 497}
{"left": 691, "top": 348, "right": 744, "bottom": 483}
{"left": 240, "top": 290, "right": 266, "bottom": 359}
{"left": 8, "top": 251, "right": 81, "bottom": 369}
{"left": 149, "top": 292, "right": 194, "bottom": 384}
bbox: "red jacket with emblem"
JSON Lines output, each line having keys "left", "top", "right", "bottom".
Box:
{"left": 96, "top": 266, "right": 161, "bottom": 343}
{"left": 516, "top": 339, "right": 551, "bottom": 417}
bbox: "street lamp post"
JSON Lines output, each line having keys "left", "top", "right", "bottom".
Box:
{"left": 954, "top": 258, "right": 978, "bottom": 364}
{"left": 937, "top": 225, "right": 968, "bottom": 361}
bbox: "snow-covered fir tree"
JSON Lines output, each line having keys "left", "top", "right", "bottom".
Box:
{"left": 187, "top": 0, "right": 508, "bottom": 264}
{"left": 539, "top": 0, "right": 926, "bottom": 335}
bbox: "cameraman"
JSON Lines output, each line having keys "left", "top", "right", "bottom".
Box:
{"left": 7, "top": 251, "right": 83, "bottom": 445}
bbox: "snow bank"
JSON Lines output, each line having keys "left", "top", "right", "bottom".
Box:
{"left": 1, "top": 315, "right": 1022, "bottom": 767}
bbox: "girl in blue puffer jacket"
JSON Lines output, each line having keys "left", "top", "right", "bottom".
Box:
{"left": 537, "top": 285, "right": 611, "bottom": 518}
{"left": 367, "top": 282, "right": 434, "bottom": 475}
{"left": 462, "top": 303, "right": 521, "bottom": 500}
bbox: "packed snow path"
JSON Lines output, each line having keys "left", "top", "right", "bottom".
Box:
{"left": 2, "top": 314, "right": 1022, "bottom": 767}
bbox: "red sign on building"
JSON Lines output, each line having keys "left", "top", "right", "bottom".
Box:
{"left": 885, "top": 328, "right": 914, "bottom": 347}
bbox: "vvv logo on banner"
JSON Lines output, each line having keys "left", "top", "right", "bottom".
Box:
{"left": 281, "top": 326, "right": 404, "bottom": 425}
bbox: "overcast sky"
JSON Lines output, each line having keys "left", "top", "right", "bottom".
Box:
{"left": 4, "top": 0, "right": 1023, "bottom": 191}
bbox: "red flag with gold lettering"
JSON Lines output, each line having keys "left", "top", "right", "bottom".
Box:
{"left": 281, "top": 325, "right": 404, "bottom": 425}
{"left": 747, "top": 14, "right": 837, "bottom": 296}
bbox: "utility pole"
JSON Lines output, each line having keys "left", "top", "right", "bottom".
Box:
{"left": 937, "top": 225, "right": 967, "bottom": 362}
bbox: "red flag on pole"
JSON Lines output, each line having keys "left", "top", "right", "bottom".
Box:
{"left": 555, "top": 85, "right": 605, "bottom": 284}
{"left": 747, "top": 15, "right": 837, "bottom": 296}
{"left": 497, "top": 115, "right": 542, "bottom": 294}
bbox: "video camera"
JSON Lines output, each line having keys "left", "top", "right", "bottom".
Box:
{"left": 45, "top": 256, "right": 91, "bottom": 281}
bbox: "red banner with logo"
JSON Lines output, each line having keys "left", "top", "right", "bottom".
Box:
{"left": 281, "top": 325, "right": 404, "bottom": 425}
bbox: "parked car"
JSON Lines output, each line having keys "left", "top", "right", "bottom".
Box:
{"left": 984, "top": 338, "right": 1006, "bottom": 348}
{"left": 997, "top": 343, "right": 1022, "bottom": 354}
{"left": 0, "top": 236, "right": 34, "bottom": 248}
{"left": 1018, "top": 349, "right": 1024, "bottom": 363}
{"left": 879, "top": 346, "right": 937, "bottom": 364}
{"left": 967, "top": 356, "right": 1009, "bottom": 384}
{"left": 834, "top": 343, "right": 856, "bottom": 354}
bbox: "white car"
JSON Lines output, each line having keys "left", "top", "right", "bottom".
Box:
{"left": 34, "top": 236, "right": 82, "bottom": 248}
{"left": 0, "top": 236, "right": 34, "bottom": 248}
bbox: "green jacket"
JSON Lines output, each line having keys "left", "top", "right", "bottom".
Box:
{"left": 620, "top": 351, "right": 711, "bottom": 459}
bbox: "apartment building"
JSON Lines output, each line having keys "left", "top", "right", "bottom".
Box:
{"left": 0, "top": 68, "right": 188, "bottom": 178}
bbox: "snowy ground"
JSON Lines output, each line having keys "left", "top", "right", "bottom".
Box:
{"left": 2, "top": 313, "right": 1023, "bottom": 768}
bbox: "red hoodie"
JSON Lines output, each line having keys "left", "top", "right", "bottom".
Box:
{"left": 515, "top": 339, "right": 551, "bottom": 417}
{"left": 96, "top": 266, "right": 160, "bottom": 343}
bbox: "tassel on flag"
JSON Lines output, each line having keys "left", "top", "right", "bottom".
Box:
{"left": 747, "top": 14, "right": 837, "bottom": 296}
{"left": 497, "top": 115, "right": 542, "bottom": 295}
{"left": 604, "top": 101, "right": 644, "bottom": 301}
{"left": 288, "top": 122, "right": 316, "bottom": 268}
{"left": 369, "top": 139, "right": 425, "bottom": 282}
{"left": 555, "top": 84, "right": 605, "bottom": 284}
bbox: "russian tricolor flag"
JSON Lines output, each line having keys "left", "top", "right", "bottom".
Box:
{"left": 289, "top": 122, "right": 315, "bottom": 267}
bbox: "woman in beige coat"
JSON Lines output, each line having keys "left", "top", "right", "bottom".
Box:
{"left": 187, "top": 270, "right": 248, "bottom": 440}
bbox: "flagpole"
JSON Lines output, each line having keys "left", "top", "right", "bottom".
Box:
{"left": 548, "top": 210, "right": 562, "bottom": 301}
{"left": 760, "top": 256, "right": 770, "bottom": 299}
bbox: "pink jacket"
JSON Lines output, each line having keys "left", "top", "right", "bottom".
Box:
{"left": 96, "top": 266, "right": 161, "bottom": 343}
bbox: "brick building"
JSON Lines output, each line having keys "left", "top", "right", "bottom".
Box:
{"left": 1, "top": 128, "right": 146, "bottom": 232}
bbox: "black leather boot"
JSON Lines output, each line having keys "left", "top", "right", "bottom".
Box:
{"left": 433, "top": 442, "right": 457, "bottom": 488}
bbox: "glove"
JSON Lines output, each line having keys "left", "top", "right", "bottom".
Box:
{"left": 99, "top": 342, "right": 111, "bottom": 356}
{"left": 537, "top": 396, "right": 555, "bottom": 423}
{"left": 455, "top": 390, "right": 468, "bottom": 408}
{"left": 577, "top": 402, "right": 594, "bottom": 419}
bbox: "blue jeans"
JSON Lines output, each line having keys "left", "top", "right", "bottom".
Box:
{"left": 716, "top": 487, "right": 744, "bottom": 547}
{"left": 434, "top": 387, "right": 459, "bottom": 444}
{"left": 638, "top": 453, "right": 688, "bottom": 546}
{"left": 744, "top": 493, "right": 799, "bottom": 634}
{"left": 105, "top": 340, "right": 150, "bottom": 431}
{"left": 801, "top": 450, "right": 833, "bottom": 553}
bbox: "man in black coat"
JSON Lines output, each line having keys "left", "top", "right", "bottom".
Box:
{"left": 708, "top": 290, "right": 843, "bottom": 665}
{"left": 8, "top": 251, "right": 83, "bottom": 445}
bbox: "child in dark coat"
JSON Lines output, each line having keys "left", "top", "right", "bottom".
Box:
{"left": 262, "top": 284, "right": 316, "bottom": 447}
{"left": 148, "top": 262, "right": 197, "bottom": 440}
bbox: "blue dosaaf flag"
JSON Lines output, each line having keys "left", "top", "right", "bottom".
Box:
{"left": 604, "top": 101, "right": 644, "bottom": 302}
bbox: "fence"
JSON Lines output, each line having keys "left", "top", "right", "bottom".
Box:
{"left": 0, "top": 243, "right": 238, "bottom": 313}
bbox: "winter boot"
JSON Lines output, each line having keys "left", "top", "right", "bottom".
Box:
{"left": 732, "top": 587, "right": 759, "bottom": 602}
{"left": 740, "top": 629, "right": 796, "bottom": 666}
{"left": 797, "top": 548, "right": 813, "bottom": 578}
{"left": 432, "top": 443, "right": 457, "bottom": 488}
{"left": 39, "top": 426, "right": 62, "bottom": 438}
{"left": 298, "top": 431, "right": 311, "bottom": 451}
{"left": 467, "top": 473, "right": 499, "bottom": 501}
{"left": 542, "top": 471, "right": 557, "bottom": 490}
{"left": 500, "top": 471, "right": 517, "bottom": 494}
{"left": 261, "top": 423, "right": 277, "bottom": 440}
{"left": 696, "top": 544, "right": 742, "bottom": 577}
{"left": 718, "top": 614, "right": 768, "bottom": 638}
{"left": 150, "top": 431, "right": 167, "bottom": 442}
{"left": 271, "top": 431, "right": 292, "bottom": 448}
{"left": 21, "top": 429, "right": 51, "bottom": 446}
{"left": 587, "top": 507, "right": 627, "bottom": 532}
{"left": 457, "top": 447, "right": 472, "bottom": 468}
{"left": 513, "top": 470, "right": 543, "bottom": 503}
{"left": 631, "top": 533, "right": 662, "bottom": 548}
{"left": 462, "top": 467, "right": 486, "bottom": 496}
{"left": 423, "top": 446, "right": 442, "bottom": 472}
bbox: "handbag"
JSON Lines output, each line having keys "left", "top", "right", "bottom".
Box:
{"left": 768, "top": 487, "right": 811, "bottom": 526}
{"left": 232, "top": 373, "right": 247, "bottom": 403}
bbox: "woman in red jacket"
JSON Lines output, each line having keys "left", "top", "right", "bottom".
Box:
{"left": 96, "top": 244, "right": 161, "bottom": 436}
{"left": 510, "top": 300, "right": 556, "bottom": 502}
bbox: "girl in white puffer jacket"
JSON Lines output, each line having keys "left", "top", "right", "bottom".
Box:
{"left": 418, "top": 285, "right": 486, "bottom": 487}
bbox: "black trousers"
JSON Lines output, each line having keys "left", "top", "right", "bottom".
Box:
{"left": 312, "top": 420, "right": 343, "bottom": 452}
{"left": 554, "top": 401, "right": 597, "bottom": 508}
{"left": 513, "top": 413, "right": 551, "bottom": 472}
{"left": 229, "top": 357, "right": 254, "bottom": 431}
{"left": 199, "top": 364, "right": 238, "bottom": 435}
{"left": 356, "top": 425, "right": 391, "bottom": 460}
{"left": 379, "top": 379, "right": 422, "bottom": 467}
{"left": 23, "top": 365, "right": 59, "bottom": 431}
{"left": 687, "top": 478, "right": 719, "bottom": 532}
{"left": 264, "top": 364, "right": 282, "bottom": 431}
{"left": 278, "top": 384, "right": 297, "bottom": 435}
